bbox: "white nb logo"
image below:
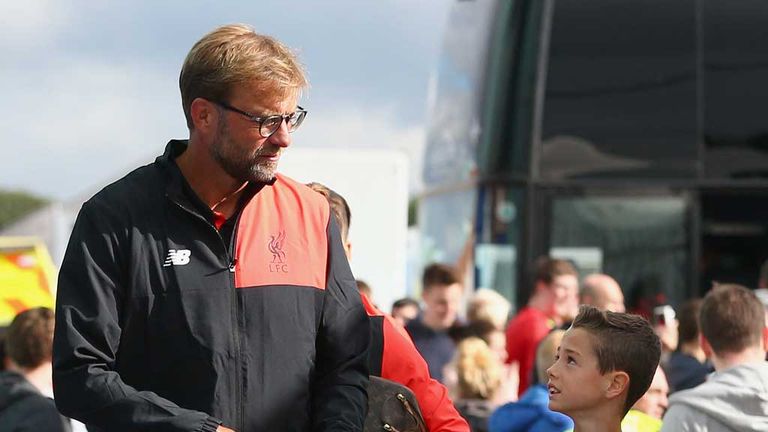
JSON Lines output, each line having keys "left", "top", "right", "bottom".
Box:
{"left": 163, "top": 249, "right": 191, "bottom": 267}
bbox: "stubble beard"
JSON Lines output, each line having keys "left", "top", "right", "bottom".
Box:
{"left": 210, "top": 120, "right": 279, "bottom": 183}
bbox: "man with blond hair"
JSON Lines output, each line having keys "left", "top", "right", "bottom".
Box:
{"left": 53, "top": 25, "right": 369, "bottom": 432}
{"left": 467, "top": 288, "right": 511, "bottom": 330}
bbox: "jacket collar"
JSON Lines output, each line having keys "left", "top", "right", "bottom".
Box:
{"left": 155, "top": 139, "right": 270, "bottom": 220}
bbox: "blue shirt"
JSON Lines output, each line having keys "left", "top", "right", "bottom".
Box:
{"left": 405, "top": 316, "right": 455, "bottom": 382}
{"left": 488, "top": 384, "right": 574, "bottom": 432}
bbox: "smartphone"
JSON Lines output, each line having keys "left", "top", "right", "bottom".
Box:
{"left": 653, "top": 305, "right": 676, "bottom": 326}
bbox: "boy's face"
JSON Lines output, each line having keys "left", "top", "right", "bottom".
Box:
{"left": 422, "top": 283, "right": 462, "bottom": 330}
{"left": 546, "top": 327, "right": 611, "bottom": 416}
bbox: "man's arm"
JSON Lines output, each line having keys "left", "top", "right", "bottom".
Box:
{"left": 53, "top": 202, "right": 222, "bottom": 432}
{"left": 311, "top": 218, "right": 370, "bottom": 431}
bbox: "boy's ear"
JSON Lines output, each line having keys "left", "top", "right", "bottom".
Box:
{"left": 605, "top": 371, "right": 629, "bottom": 400}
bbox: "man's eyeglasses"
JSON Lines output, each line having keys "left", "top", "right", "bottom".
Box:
{"left": 215, "top": 101, "right": 308, "bottom": 138}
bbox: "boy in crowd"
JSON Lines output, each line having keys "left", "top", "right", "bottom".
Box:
{"left": 407, "top": 263, "right": 464, "bottom": 382}
{"left": 1, "top": 308, "right": 71, "bottom": 431}
{"left": 489, "top": 329, "right": 574, "bottom": 432}
{"left": 547, "top": 306, "right": 661, "bottom": 432}
{"left": 661, "top": 284, "right": 768, "bottom": 432}
{"left": 665, "top": 298, "right": 712, "bottom": 393}
{"left": 391, "top": 297, "right": 420, "bottom": 328}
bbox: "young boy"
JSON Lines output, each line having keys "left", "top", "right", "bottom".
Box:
{"left": 547, "top": 305, "right": 661, "bottom": 432}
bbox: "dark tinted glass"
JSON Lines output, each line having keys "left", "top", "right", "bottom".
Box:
{"left": 549, "top": 196, "right": 689, "bottom": 310}
{"left": 541, "top": 0, "right": 698, "bottom": 180}
{"left": 478, "top": 1, "right": 542, "bottom": 177}
{"left": 703, "top": 0, "right": 768, "bottom": 179}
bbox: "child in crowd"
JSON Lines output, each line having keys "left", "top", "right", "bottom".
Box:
{"left": 451, "top": 337, "right": 504, "bottom": 432}
{"left": 547, "top": 305, "right": 661, "bottom": 432}
{"left": 489, "top": 330, "right": 573, "bottom": 432}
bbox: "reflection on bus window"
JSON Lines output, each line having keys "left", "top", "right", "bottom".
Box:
{"left": 703, "top": 0, "right": 768, "bottom": 178}
{"left": 550, "top": 196, "right": 688, "bottom": 313}
{"left": 541, "top": 0, "right": 698, "bottom": 179}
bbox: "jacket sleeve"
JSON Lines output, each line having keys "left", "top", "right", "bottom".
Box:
{"left": 380, "top": 315, "right": 470, "bottom": 432}
{"left": 52, "top": 201, "right": 222, "bottom": 432}
{"left": 311, "top": 218, "right": 370, "bottom": 431}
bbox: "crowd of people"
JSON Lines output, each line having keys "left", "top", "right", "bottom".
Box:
{"left": 0, "top": 23, "right": 766, "bottom": 432}
{"left": 382, "top": 257, "right": 768, "bottom": 432}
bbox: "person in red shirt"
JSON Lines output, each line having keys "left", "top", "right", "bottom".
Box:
{"left": 505, "top": 257, "right": 579, "bottom": 396}
{"left": 308, "top": 182, "right": 469, "bottom": 432}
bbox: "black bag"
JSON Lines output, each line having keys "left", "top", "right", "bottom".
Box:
{"left": 364, "top": 376, "right": 428, "bottom": 432}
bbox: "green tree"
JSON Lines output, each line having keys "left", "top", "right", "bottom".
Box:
{"left": 0, "top": 189, "right": 49, "bottom": 230}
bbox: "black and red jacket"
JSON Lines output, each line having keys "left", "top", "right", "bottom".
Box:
{"left": 52, "top": 140, "right": 370, "bottom": 431}
{"left": 362, "top": 295, "right": 470, "bottom": 432}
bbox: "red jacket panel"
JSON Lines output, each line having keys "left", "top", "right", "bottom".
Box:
{"left": 361, "top": 294, "right": 470, "bottom": 432}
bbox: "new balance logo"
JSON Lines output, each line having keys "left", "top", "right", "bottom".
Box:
{"left": 163, "top": 249, "right": 191, "bottom": 267}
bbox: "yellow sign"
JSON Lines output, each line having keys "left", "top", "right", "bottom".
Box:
{"left": 0, "top": 237, "right": 56, "bottom": 327}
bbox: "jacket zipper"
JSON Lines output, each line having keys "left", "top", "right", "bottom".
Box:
{"left": 229, "top": 216, "right": 245, "bottom": 432}
{"left": 169, "top": 199, "right": 243, "bottom": 431}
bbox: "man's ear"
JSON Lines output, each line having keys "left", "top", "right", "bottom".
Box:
{"left": 605, "top": 370, "right": 629, "bottom": 400}
{"left": 190, "top": 97, "right": 218, "bottom": 132}
{"left": 700, "top": 334, "right": 714, "bottom": 358}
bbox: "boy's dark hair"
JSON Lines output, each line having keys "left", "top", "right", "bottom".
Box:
{"left": 677, "top": 298, "right": 703, "bottom": 345}
{"left": 306, "top": 182, "right": 351, "bottom": 240}
{"left": 5, "top": 307, "right": 55, "bottom": 369}
{"left": 700, "top": 284, "right": 764, "bottom": 355}
{"left": 534, "top": 256, "right": 578, "bottom": 285}
{"left": 422, "top": 263, "right": 460, "bottom": 292}
{"left": 571, "top": 305, "right": 660, "bottom": 414}
{"left": 392, "top": 297, "right": 419, "bottom": 310}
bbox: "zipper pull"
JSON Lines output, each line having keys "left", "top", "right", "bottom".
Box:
{"left": 229, "top": 258, "right": 238, "bottom": 272}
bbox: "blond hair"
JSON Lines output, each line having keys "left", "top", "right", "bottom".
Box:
{"left": 467, "top": 288, "right": 511, "bottom": 330}
{"left": 536, "top": 329, "right": 565, "bottom": 383}
{"left": 179, "top": 24, "right": 308, "bottom": 128}
{"left": 455, "top": 337, "right": 503, "bottom": 400}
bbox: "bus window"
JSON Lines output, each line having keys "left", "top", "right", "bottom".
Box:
{"left": 540, "top": 0, "right": 698, "bottom": 179}
{"left": 703, "top": 0, "right": 768, "bottom": 179}
{"left": 549, "top": 196, "right": 689, "bottom": 312}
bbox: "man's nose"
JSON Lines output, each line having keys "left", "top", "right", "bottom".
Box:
{"left": 268, "top": 121, "right": 292, "bottom": 148}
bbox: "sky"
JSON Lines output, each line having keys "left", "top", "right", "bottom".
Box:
{"left": 0, "top": 0, "right": 452, "bottom": 200}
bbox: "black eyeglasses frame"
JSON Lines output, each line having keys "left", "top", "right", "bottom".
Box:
{"left": 214, "top": 100, "right": 307, "bottom": 138}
